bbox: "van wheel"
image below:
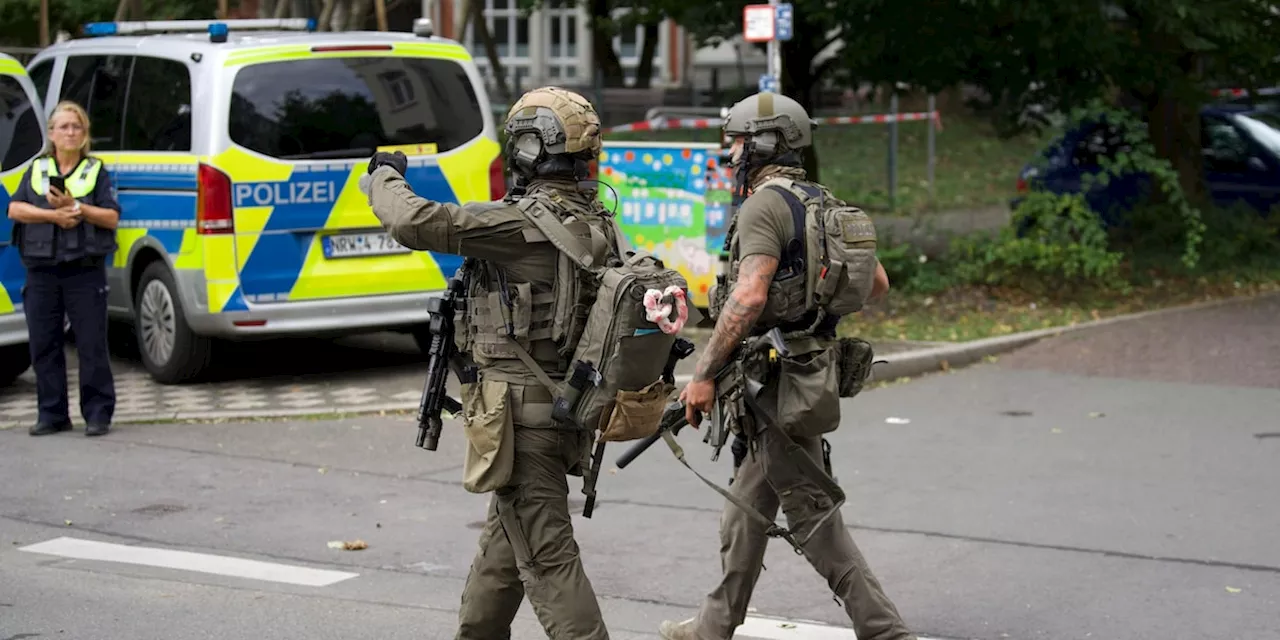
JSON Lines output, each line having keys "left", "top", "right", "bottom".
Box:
{"left": 0, "top": 343, "right": 31, "bottom": 385}
{"left": 135, "top": 262, "right": 214, "bottom": 384}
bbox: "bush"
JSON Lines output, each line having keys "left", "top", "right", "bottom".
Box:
{"left": 875, "top": 240, "right": 954, "bottom": 295}
{"left": 946, "top": 190, "right": 1126, "bottom": 296}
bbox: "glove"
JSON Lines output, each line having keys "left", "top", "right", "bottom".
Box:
{"left": 367, "top": 150, "right": 408, "bottom": 176}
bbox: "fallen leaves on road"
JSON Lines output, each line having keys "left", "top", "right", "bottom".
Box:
{"left": 1088, "top": 412, "right": 1105, "bottom": 419}
{"left": 328, "top": 539, "right": 368, "bottom": 551}
{"left": 1226, "top": 586, "right": 1242, "bottom": 593}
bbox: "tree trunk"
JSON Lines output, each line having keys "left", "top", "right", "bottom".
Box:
{"left": 780, "top": 13, "right": 824, "bottom": 182}
{"left": 632, "top": 19, "right": 661, "bottom": 89}
{"left": 1146, "top": 91, "right": 1206, "bottom": 206}
{"left": 590, "top": 0, "right": 626, "bottom": 88}
{"left": 473, "top": 0, "right": 512, "bottom": 102}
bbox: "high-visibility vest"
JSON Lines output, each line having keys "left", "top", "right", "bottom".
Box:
{"left": 31, "top": 156, "right": 103, "bottom": 198}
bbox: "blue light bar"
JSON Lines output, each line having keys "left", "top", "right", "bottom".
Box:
{"left": 79, "top": 18, "right": 317, "bottom": 38}
{"left": 82, "top": 22, "right": 119, "bottom": 36}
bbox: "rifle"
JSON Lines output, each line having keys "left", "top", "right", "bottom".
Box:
{"left": 614, "top": 327, "right": 847, "bottom": 556}
{"left": 415, "top": 260, "right": 478, "bottom": 451}
{"left": 581, "top": 336, "right": 696, "bottom": 518}
{"left": 615, "top": 327, "right": 790, "bottom": 470}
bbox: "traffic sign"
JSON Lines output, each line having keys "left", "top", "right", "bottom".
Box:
{"left": 775, "top": 3, "right": 793, "bottom": 42}
{"left": 758, "top": 74, "right": 778, "bottom": 93}
{"left": 743, "top": 4, "right": 775, "bottom": 42}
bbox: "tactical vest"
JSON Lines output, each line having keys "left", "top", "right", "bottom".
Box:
{"left": 20, "top": 156, "right": 116, "bottom": 265}
{"left": 710, "top": 177, "right": 879, "bottom": 336}
{"left": 455, "top": 190, "right": 618, "bottom": 372}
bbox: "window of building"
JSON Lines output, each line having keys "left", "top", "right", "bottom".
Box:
{"left": 463, "top": 0, "right": 531, "bottom": 93}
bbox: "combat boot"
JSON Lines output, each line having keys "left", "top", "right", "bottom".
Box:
{"left": 658, "top": 618, "right": 702, "bottom": 640}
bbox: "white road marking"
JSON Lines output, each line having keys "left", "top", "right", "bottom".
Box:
{"left": 738, "top": 616, "right": 857, "bottom": 640}
{"left": 19, "top": 536, "right": 359, "bottom": 587}
{"left": 738, "top": 615, "right": 950, "bottom": 640}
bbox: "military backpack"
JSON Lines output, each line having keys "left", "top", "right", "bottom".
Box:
{"left": 512, "top": 197, "right": 692, "bottom": 443}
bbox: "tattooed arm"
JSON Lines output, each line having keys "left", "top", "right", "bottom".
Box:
{"left": 692, "top": 253, "right": 779, "bottom": 381}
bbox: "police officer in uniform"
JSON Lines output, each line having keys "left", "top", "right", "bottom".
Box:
{"left": 6, "top": 100, "right": 119, "bottom": 437}
{"left": 659, "top": 92, "right": 916, "bottom": 640}
{"left": 361, "top": 87, "right": 615, "bottom": 639}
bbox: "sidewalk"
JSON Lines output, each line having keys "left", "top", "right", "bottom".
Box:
{"left": 0, "top": 330, "right": 944, "bottom": 428}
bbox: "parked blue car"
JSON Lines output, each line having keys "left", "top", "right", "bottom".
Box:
{"left": 1012, "top": 104, "right": 1280, "bottom": 226}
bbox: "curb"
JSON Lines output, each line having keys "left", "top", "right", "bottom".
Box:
{"left": 0, "top": 402, "right": 423, "bottom": 430}
{"left": 868, "top": 289, "right": 1280, "bottom": 383}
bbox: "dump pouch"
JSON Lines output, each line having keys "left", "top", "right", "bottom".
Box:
{"left": 461, "top": 378, "right": 516, "bottom": 493}
{"left": 598, "top": 379, "right": 675, "bottom": 442}
{"left": 775, "top": 347, "right": 842, "bottom": 438}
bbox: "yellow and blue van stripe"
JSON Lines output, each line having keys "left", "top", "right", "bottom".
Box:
{"left": 0, "top": 56, "right": 29, "bottom": 317}
{"left": 0, "top": 178, "right": 22, "bottom": 315}
{"left": 98, "top": 136, "right": 495, "bottom": 315}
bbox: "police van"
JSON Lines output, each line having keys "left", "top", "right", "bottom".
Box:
{"left": 0, "top": 52, "right": 47, "bottom": 385}
{"left": 24, "top": 18, "right": 505, "bottom": 384}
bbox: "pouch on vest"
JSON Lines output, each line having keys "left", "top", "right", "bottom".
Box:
{"left": 775, "top": 346, "right": 842, "bottom": 438}
{"left": 19, "top": 223, "right": 56, "bottom": 259}
{"left": 461, "top": 378, "right": 515, "bottom": 493}
{"left": 836, "top": 337, "right": 875, "bottom": 398}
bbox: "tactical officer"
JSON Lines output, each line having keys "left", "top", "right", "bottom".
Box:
{"left": 360, "top": 87, "right": 615, "bottom": 640}
{"left": 6, "top": 100, "right": 119, "bottom": 438}
{"left": 659, "top": 92, "right": 915, "bottom": 640}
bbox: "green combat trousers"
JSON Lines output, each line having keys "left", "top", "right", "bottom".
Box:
{"left": 455, "top": 426, "right": 610, "bottom": 640}
{"left": 687, "top": 424, "right": 916, "bottom": 640}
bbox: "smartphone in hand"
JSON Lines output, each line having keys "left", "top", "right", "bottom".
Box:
{"left": 48, "top": 175, "right": 66, "bottom": 193}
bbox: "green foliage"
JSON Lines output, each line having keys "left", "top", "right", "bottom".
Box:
{"left": 875, "top": 240, "right": 953, "bottom": 295}
{"left": 1063, "top": 99, "right": 1207, "bottom": 269}
{"left": 947, "top": 191, "right": 1126, "bottom": 296}
{"left": 0, "top": 0, "right": 217, "bottom": 47}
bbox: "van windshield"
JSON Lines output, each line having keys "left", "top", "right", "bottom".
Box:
{"left": 228, "top": 55, "right": 485, "bottom": 160}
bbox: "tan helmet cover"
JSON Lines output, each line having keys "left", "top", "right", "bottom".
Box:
{"left": 504, "top": 86, "right": 602, "bottom": 157}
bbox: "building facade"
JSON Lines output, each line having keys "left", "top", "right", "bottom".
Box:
{"left": 424, "top": 0, "right": 756, "bottom": 93}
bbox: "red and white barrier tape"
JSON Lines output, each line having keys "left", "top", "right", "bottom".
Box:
{"left": 604, "top": 110, "right": 942, "bottom": 134}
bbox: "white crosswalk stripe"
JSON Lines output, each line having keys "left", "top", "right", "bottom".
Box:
{"left": 19, "top": 537, "right": 358, "bottom": 588}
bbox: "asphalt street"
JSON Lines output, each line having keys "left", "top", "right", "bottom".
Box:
{"left": 2, "top": 295, "right": 1278, "bottom": 640}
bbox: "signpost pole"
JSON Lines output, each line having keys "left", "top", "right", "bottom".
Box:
{"left": 744, "top": 2, "right": 790, "bottom": 95}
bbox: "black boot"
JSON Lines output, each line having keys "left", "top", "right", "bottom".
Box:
{"left": 29, "top": 421, "right": 72, "bottom": 436}
{"left": 85, "top": 423, "right": 110, "bottom": 437}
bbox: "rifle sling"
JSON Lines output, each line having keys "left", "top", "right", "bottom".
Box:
{"left": 660, "top": 381, "right": 848, "bottom": 555}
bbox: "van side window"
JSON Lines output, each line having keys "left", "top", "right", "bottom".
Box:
{"left": 124, "top": 56, "right": 193, "bottom": 152}
{"left": 59, "top": 54, "right": 134, "bottom": 151}
{"left": 0, "top": 75, "right": 43, "bottom": 172}
{"left": 27, "top": 59, "right": 54, "bottom": 106}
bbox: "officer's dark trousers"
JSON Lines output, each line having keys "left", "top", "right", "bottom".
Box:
{"left": 23, "top": 261, "right": 115, "bottom": 427}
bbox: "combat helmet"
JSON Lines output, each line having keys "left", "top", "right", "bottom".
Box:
{"left": 721, "top": 91, "right": 816, "bottom": 167}
{"left": 504, "top": 86, "right": 602, "bottom": 181}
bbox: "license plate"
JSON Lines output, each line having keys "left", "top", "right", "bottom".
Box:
{"left": 322, "top": 232, "right": 411, "bottom": 259}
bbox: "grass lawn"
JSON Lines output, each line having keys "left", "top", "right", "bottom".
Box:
{"left": 605, "top": 111, "right": 1057, "bottom": 216}
{"left": 840, "top": 268, "right": 1280, "bottom": 344}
